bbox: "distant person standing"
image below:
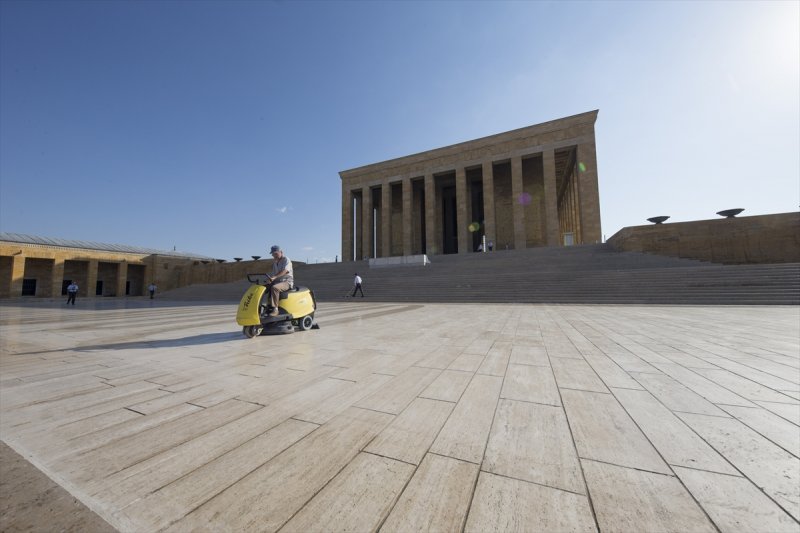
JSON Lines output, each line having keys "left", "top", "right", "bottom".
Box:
{"left": 66, "top": 281, "right": 78, "bottom": 305}
{"left": 148, "top": 283, "right": 157, "bottom": 299}
{"left": 488, "top": 240, "right": 494, "bottom": 251}
{"left": 351, "top": 273, "right": 364, "bottom": 297}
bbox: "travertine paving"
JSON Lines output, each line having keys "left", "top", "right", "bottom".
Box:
{"left": 1, "top": 300, "right": 798, "bottom": 532}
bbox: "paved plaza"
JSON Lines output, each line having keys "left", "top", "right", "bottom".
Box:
{"left": 1, "top": 299, "right": 798, "bottom": 532}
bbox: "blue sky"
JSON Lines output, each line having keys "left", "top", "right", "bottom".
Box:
{"left": 1, "top": 0, "right": 798, "bottom": 263}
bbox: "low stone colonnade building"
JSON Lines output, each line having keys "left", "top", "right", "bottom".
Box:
{"left": 0, "top": 234, "right": 216, "bottom": 299}
{"left": 340, "top": 110, "right": 602, "bottom": 261}
{"left": 0, "top": 234, "right": 309, "bottom": 300}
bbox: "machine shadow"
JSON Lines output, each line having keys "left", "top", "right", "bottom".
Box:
{"left": 77, "top": 331, "right": 242, "bottom": 351}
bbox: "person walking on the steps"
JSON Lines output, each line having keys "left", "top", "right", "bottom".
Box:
{"left": 148, "top": 283, "right": 157, "bottom": 299}
{"left": 66, "top": 281, "right": 78, "bottom": 305}
{"left": 351, "top": 273, "right": 364, "bottom": 297}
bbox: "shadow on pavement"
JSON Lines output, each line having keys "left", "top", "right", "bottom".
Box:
{"left": 77, "top": 331, "right": 241, "bottom": 351}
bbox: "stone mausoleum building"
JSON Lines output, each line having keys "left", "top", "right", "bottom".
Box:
{"left": 340, "top": 110, "right": 602, "bottom": 261}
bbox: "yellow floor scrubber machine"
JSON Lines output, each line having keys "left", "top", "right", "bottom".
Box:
{"left": 236, "top": 274, "right": 318, "bottom": 338}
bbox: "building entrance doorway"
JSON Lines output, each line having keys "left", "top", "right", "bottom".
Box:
{"left": 21, "top": 279, "right": 36, "bottom": 296}
{"left": 441, "top": 186, "right": 457, "bottom": 254}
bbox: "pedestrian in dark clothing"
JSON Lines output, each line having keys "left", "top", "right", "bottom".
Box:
{"left": 66, "top": 281, "right": 78, "bottom": 305}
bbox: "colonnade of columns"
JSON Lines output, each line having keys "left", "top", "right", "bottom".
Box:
{"left": 0, "top": 254, "right": 146, "bottom": 298}
{"left": 341, "top": 142, "right": 600, "bottom": 262}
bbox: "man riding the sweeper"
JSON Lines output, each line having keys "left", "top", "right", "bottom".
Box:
{"left": 265, "top": 245, "right": 293, "bottom": 316}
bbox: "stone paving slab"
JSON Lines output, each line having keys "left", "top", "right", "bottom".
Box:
{"left": 0, "top": 300, "right": 798, "bottom": 532}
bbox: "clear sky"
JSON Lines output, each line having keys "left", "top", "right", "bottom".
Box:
{"left": 1, "top": 0, "right": 798, "bottom": 263}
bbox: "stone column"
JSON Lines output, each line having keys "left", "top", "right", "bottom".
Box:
{"left": 455, "top": 166, "right": 469, "bottom": 254}
{"left": 543, "top": 149, "right": 560, "bottom": 246}
{"left": 86, "top": 260, "right": 98, "bottom": 298}
{"left": 143, "top": 259, "right": 154, "bottom": 296}
{"left": 424, "top": 173, "right": 437, "bottom": 255}
{"left": 576, "top": 141, "right": 602, "bottom": 243}
{"left": 9, "top": 255, "right": 25, "bottom": 298}
{"left": 511, "top": 156, "right": 526, "bottom": 249}
{"left": 353, "top": 192, "right": 363, "bottom": 261}
{"left": 116, "top": 261, "right": 128, "bottom": 297}
{"left": 481, "top": 161, "right": 496, "bottom": 245}
{"left": 402, "top": 177, "right": 413, "bottom": 256}
{"left": 362, "top": 187, "right": 373, "bottom": 260}
{"left": 381, "top": 183, "right": 391, "bottom": 257}
{"left": 571, "top": 174, "right": 582, "bottom": 242}
{"left": 341, "top": 185, "right": 352, "bottom": 262}
{"left": 50, "top": 258, "right": 65, "bottom": 298}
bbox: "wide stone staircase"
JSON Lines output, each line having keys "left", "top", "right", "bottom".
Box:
{"left": 163, "top": 244, "right": 800, "bottom": 305}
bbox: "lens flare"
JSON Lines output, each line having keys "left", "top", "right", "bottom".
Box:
{"left": 578, "top": 162, "right": 587, "bottom": 173}
{"left": 468, "top": 222, "right": 481, "bottom": 233}
{"left": 517, "top": 192, "right": 532, "bottom": 206}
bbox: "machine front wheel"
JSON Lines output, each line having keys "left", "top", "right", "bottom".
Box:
{"left": 243, "top": 325, "right": 263, "bottom": 338}
{"left": 298, "top": 315, "right": 314, "bottom": 331}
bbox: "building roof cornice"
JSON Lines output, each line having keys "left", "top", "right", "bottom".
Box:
{"left": 339, "top": 109, "right": 598, "bottom": 179}
{"left": 0, "top": 233, "right": 213, "bottom": 260}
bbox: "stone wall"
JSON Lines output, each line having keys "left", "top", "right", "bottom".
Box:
{"left": 607, "top": 212, "right": 800, "bottom": 264}
{"left": 0, "top": 239, "right": 306, "bottom": 298}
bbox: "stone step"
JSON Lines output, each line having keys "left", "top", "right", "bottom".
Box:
{"left": 162, "top": 247, "right": 800, "bottom": 305}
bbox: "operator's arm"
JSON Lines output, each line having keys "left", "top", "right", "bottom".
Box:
{"left": 266, "top": 269, "right": 289, "bottom": 282}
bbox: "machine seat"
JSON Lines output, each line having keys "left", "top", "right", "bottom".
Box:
{"left": 278, "top": 286, "right": 305, "bottom": 299}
